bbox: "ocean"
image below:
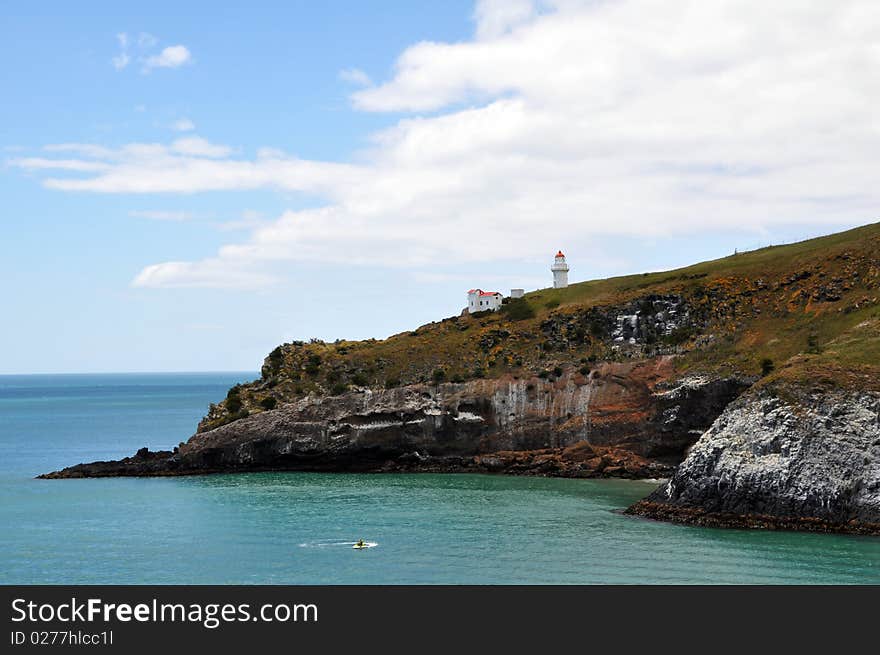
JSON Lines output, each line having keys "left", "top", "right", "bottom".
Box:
{"left": 1, "top": 373, "right": 878, "bottom": 584}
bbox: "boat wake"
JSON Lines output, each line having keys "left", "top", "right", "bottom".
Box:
{"left": 298, "top": 539, "right": 378, "bottom": 549}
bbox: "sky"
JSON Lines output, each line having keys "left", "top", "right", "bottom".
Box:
{"left": 2, "top": 0, "right": 879, "bottom": 374}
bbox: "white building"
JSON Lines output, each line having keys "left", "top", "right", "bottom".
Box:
{"left": 510, "top": 288, "right": 524, "bottom": 299}
{"left": 551, "top": 250, "right": 569, "bottom": 288}
{"left": 467, "top": 288, "right": 503, "bottom": 313}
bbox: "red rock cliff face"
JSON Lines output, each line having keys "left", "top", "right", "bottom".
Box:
{"left": 40, "top": 360, "right": 750, "bottom": 479}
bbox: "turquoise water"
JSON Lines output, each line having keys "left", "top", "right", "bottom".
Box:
{"left": 2, "top": 373, "right": 879, "bottom": 584}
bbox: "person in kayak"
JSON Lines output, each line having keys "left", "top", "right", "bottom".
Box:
{"left": 356, "top": 539, "right": 365, "bottom": 548}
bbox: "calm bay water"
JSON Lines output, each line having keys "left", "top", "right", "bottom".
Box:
{"left": 1, "top": 373, "right": 878, "bottom": 584}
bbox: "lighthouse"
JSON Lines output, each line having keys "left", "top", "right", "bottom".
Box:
{"left": 551, "top": 250, "right": 569, "bottom": 288}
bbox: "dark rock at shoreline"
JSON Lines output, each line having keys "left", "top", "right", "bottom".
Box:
{"left": 39, "top": 448, "right": 175, "bottom": 479}
{"left": 626, "top": 500, "right": 880, "bottom": 536}
{"left": 39, "top": 364, "right": 745, "bottom": 480}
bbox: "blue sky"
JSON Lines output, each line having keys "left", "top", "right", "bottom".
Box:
{"left": 2, "top": 1, "right": 877, "bottom": 373}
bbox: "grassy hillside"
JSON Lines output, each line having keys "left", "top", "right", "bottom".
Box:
{"left": 201, "top": 222, "right": 880, "bottom": 431}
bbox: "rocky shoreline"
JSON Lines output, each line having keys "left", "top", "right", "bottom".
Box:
{"left": 626, "top": 388, "right": 880, "bottom": 536}
{"left": 625, "top": 500, "right": 880, "bottom": 536}
{"left": 38, "top": 363, "right": 880, "bottom": 539}
{"left": 40, "top": 364, "right": 741, "bottom": 482}
{"left": 38, "top": 441, "right": 670, "bottom": 480}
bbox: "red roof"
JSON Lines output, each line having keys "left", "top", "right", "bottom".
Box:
{"left": 468, "top": 289, "right": 501, "bottom": 296}
{"left": 555, "top": 250, "right": 565, "bottom": 258}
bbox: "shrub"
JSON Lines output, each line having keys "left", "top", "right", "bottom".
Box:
{"left": 553, "top": 366, "right": 563, "bottom": 377}
{"left": 538, "top": 370, "right": 551, "bottom": 379}
{"left": 260, "top": 397, "right": 277, "bottom": 410}
{"left": 472, "top": 367, "right": 486, "bottom": 379}
{"left": 225, "top": 386, "right": 243, "bottom": 413}
{"left": 330, "top": 382, "right": 349, "bottom": 396}
{"left": 760, "top": 358, "right": 775, "bottom": 377}
{"left": 385, "top": 377, "right": 401, "bottom": 389}
{"left": 451, "top": 374, "right": 465, "bottom": 383}
{"left": 638, "top": 298, "right": 655, "bottom": 316}
{"left": 579, "top": 365, "right": 590, "bottom": 376}
{"left": 589, "top": 320, "right": 606, "bottom": 338}
{"left": 807, "top": 332, "right": 821, "bottom": 354}
{"left": 545, "top": 299, "right": 560, "bottom": 309}
{"left": 663, "top": 326, "right": 694, "bottom": 346}
{"left": 351, "top": 373, "right": 369, "bottom": 387}
{"left": 266, "top": 346, "right": 283, "bottom": 370}
{"left": 501, "top": 298, "right": 536, "bottom": 321}
{"left": 432, "top": 368, "right": 447, "bottom": 384}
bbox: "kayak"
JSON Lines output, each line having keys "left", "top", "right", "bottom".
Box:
{"left": 352, "top": 541, "right": 376, "bottom": 549}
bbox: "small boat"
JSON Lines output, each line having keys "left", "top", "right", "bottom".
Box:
{"left": 352, "top": 540, "right": 375, "bottom": 549}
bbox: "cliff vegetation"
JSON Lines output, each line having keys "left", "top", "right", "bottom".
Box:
{"left": 200, "top": 222, "right": 880, "bottom": 432}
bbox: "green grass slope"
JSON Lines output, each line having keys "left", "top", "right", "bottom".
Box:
{"left": 201, "top": 222, "right": 880, "bottom": 431}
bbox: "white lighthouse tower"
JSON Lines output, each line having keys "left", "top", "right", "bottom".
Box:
{"left": 551, "top": 250, "right": 569, "bottom": 288}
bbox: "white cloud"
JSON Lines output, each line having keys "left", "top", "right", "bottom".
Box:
{"left": 112, "top": 53, "right": 130, "bottom": 71}
{"left": 217, "top": 209, "right": 269, "bottom": 232}
{"left": 170, "top": 137, "right": 230, "bottom": 158}
{"left": 411, "top": 271, "right": 548, "bottom": 290}
{"left": 129, "top": 210, "right": 195, "bottom": 221}
{"left": 171, "top": 118, "right": 196, "bottom": 132}
{"left": 10, "top": 157, "right": 110, "bottom": 172}
{"left": 132, "top": 260, "right": 276, "bottom": 289}
{"left": 43, "top": 143, "right": 115, "bottom": 158}
{"left": 112, "top": 32, "right": 130, "bottom": 70}
{"left": 113, "top": 32, "right": 189, "bottom": 73}
{"left": 17, "top": 0, "right": 880, "bottom": 289}
{"left": 143, "top": 45, "right": 192, "bottom": 71}
{"left": 473, "top": 0, "right": 537, "bottom": 40}
{"left": 14, "top": 140, "right": 359, "bottom": 193}
{"left": 339, "top": 68, "right": 372, "bottom": 86}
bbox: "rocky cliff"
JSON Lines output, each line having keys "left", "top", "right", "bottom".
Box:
{"left": 39, "top": 223, "right": 880, "bottom": 536}
{"left": 627, "top": 386, "right": 880, "bottom": 535}
{"left": 39, "top": 361, "right": 748, "bottom": 479}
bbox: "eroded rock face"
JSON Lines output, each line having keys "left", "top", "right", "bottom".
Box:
{"left": 539, "top": 294, "right": 705, "bottom": 356}
{"left": 39, "top": 361, "right": 750, "bottom": 479}
{"left": 628, "top": 388, "right": 880, "bottom": 534}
